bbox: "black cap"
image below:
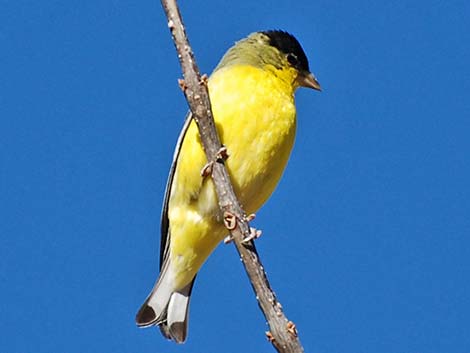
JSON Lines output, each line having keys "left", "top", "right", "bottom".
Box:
{"left": 261, "top": 30, "right": 310, "bottom": 72}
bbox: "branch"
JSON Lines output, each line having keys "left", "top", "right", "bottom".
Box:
{"left": 160, "top": 1, "right": 305, "bottom": 352}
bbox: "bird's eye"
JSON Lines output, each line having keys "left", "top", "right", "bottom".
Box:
{"left": 286, "top": 53, "right": 298, "bottom": 66}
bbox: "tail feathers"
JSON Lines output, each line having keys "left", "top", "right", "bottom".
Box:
{"left": 159, "top": 286, "right": 192, "bottom": 343}
{"left": 136, "top": 274, "right": 195, "bottom": 344}
{"left": 135, "top": 278, "right": 173, "bottom": 327}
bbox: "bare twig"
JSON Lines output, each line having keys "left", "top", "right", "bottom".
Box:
{"left": 160, "top": 1, "right": 305, "bottom": 352}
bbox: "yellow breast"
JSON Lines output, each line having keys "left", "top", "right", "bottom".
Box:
{"left": 167, "top": 64, "right": 297, "bottom": 287}
{"left": 209, "top": 65, "right": 297, "bottom": 213}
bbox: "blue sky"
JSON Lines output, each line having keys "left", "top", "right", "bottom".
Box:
{"left": 2, "top": 1, "right": 470, "bottom": 352}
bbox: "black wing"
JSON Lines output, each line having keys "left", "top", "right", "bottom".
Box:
{"left": 159, "top": 112, "right": 193, "bottom": 269}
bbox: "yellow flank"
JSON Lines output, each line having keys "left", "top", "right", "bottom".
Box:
{"left": 167, "top": 64, "right": 298, "bottom": 288}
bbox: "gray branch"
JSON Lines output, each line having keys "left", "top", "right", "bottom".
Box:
{"left": 160, "top": 1, "right": 305, "bottom": 352}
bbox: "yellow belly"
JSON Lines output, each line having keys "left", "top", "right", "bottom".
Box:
{"left": 167, "top": 65, "right": 297, "bottom": 287}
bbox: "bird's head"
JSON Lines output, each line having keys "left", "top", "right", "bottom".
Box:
{"left": 215, "top": 30, "right": 321, "bottom": 92}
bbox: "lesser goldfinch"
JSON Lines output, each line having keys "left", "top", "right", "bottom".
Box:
{"left": 136, "top": 30, "right": 320, "bottom": 343}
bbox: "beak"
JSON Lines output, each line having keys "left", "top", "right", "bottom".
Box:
{"left": 297, "top": 72, "right": 321, "bottom": 91}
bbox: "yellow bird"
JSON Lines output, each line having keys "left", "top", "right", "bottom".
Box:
{"left": 136, "top": 30, "right": 320, "bottom": 343}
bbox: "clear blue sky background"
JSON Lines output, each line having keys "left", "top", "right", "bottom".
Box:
{"left": 2, "top": 1, "right": 469, "bottom": 352}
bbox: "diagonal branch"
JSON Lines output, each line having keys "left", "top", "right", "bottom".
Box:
{"left": 160, "top": 1, "right": 305, "bottom": 352}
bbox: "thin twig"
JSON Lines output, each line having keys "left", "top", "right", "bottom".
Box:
{"left": 160, "top": 1, "right": 305, "bottom": 352}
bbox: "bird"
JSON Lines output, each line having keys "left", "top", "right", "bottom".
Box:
{"left": 135, "top": 30, "right": 321, "bottom": 343}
